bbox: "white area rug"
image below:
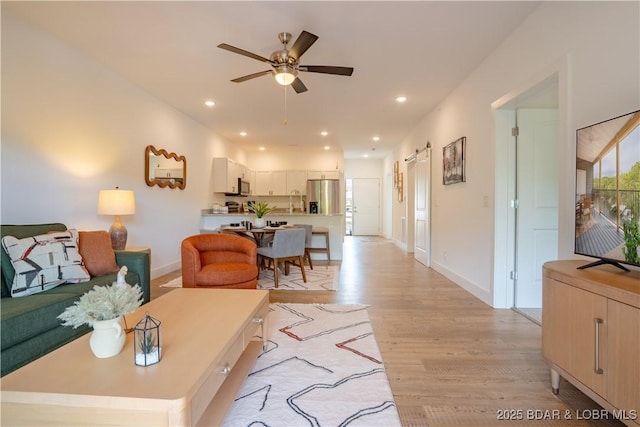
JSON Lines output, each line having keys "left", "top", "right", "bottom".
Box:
{"left": 159, "top": 265, "right": 339, "bottom": 291}
{"left": 159, "top": 277, "right": 183, "bottom": 288}
{"left": 258, "top": 265, "right": 338, "bottom": 291}
{"left": 222, "top": 303, "right": 401, "bottom": 426}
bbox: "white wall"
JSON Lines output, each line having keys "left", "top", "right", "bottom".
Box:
{"left": 392, "top": 2, "right": 640, "bottom": 306}
{"left": 344, "top": 159, "right": 382, "bottom": 180}
{"left": 1, "top": 11, "right": 242, "bottom": 278}
{"left": 246, "top": 149, "right": 343, "bottom": 172}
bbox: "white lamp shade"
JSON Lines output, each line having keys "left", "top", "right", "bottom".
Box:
{"left": 274, "top": 66, "right": 297, "bottom": 86}
{"left": 98, "top": 189, "right": 136, "bottom": 215}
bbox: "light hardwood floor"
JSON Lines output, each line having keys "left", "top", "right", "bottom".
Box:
{"left": 152, "top": 236, "right": 624, "bottom": 426}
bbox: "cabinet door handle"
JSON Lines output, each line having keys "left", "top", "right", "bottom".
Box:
{"left": 594, "top": 318, "right": 604, "bottom": 374}
{"left": 220, "top": 363, "right": 232, "bottom": 377}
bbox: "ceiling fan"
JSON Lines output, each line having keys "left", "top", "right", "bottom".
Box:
{"left": 217, "top": 30, "right": 354, "bottom": 94}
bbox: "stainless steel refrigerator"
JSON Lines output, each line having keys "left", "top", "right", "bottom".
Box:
{"left": 306, "top": 179, "right": 340, "bottom": 214}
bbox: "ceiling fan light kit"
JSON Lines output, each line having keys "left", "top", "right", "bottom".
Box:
{"left": 274, "top": 65, "right": 297, "bottom": 86}
{"left": 218, "top": 30, "right": 353, "bottom": 94}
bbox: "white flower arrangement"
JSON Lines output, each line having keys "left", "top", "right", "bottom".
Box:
{"left": 58, "top": 283, "right": 143, "bottom": 328}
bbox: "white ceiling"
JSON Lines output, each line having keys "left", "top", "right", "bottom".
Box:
{"left": 577, "top": 113, "right": 638, "bottom": 164}
{"left": 5, "top": 1, "right": 540, "bottom": 159}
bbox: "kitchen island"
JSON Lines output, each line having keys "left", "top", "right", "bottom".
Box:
{"left": 200, "top": 210, "right": 343, "bottom": 260}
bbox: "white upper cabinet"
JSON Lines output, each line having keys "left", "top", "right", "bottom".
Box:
{"left": 248, "top": 169, "right": 256, "bottom": 195}
{"left": 154, "top": 168, "right": 183, "bottom": 179}
{"left": 212, "top": 157, "right": 244, "bottom": 193}
{"left": 307, "top": 170, "right": 340, "bottom": 180}
{"left": 255, "top": 171, "right": 287, "bottom": 196}
{"left": 238, "top": 164, "right": 250, "bottom": 181}
{"left": 286, "top": 170, "right": 308, "bottom": 195}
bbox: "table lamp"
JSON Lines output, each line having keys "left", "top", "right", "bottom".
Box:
{"left": 98, "top": 187, "right": 136, "bottom": 250}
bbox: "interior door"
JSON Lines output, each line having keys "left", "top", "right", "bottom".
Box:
{"left": 414, "top": 150, "right": 430, "bottom": 266}
{"left": 515, "top": 109, "right": 559, "bottom": 309}
{"left": 352, "top": 178, "right": 380, "bottom": 235}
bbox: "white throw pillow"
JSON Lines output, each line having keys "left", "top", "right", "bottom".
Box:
{"left": 1, "top": 229, "right": 90, "bottom": 297}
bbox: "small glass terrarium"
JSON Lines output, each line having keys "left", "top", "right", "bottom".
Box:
{"left": 134, "top": 313, "right": 161, "bottom": 366}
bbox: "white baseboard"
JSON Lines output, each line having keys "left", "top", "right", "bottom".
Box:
{"left": 392, "top": 238, "right": 407, "bottom": 252}
{"left": 430, "top": 260, "right": 493, "bottom": 307}
{"left": 151, "top": 260, "right": 181, "bottom": 280}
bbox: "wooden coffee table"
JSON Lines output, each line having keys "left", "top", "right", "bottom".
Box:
{"left": 1, "top": 288, "right": 269, "bottom": 426}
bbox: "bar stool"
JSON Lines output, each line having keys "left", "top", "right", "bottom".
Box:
{"left": 308, "top": 226, "right": 331, "bottom": 261}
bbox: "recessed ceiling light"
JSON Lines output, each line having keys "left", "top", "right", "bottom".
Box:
{"left": 363, "top": 154, "right": 369, "bottom": 158}
{"left": 396, "top": 96, "right": 407, "bottom": 103}
{"left": 258, "top": 146, "right": 265, "bottom": 151}
{"left": 372, "top": 136, "right": 380, "bottom": 142}
{"left": 324, "top": 146, "right": 330, "bottom": 150}
{"left": 321, "top": 131, "right": 329, "bottom": 137}
{"left": 204, "top": 100, "right": 215, "bottom": 107}
{"left": 240, "top": 131, "right": 247, "bottom": 137}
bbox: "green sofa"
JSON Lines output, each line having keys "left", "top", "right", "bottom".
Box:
{"left": 1, "top": 223, "right": 151, "bottom": 376}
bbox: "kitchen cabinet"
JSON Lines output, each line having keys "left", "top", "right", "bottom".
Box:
{"left": 212, "top": 157, "right": 241, "bottom": 194}
{"left": 542, "top": 260, "right": 640, "bottom": 426}
{"left": 154, "top": 168, "right": 183, "bottom": 179}
{"left": 248, "top": 169, "right": 256, "bottom": 195}
{"left": 238, "top": 164, "right": 251, "bottom": 181}
{"left": 255, "top": 171, "right": 286, "bottom": 196}
{"left": 286, "top": 170, "right": 307, "bottom": 195}
{"left": 307, "top": 170, "right": 340, "bottom": 180}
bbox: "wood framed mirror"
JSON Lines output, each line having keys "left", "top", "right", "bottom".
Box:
{"left": 145, "top": 145, "right": 186, "bottom": 189}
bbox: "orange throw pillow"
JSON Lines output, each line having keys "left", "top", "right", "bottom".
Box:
{"left": 78, "top": 231, "right": 119, "bottom": 277}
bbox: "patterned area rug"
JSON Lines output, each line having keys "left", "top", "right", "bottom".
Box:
{"left": 222, "top": 303, "right": 401, "bottom": 426}
{"left": 258, "top": 265, "right": 338, "bottom": 291}
{"left": 159, "top": 265, "right": 338, "bottom": 291}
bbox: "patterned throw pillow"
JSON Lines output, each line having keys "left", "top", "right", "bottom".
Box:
{"left": 1, "top": 229, "right": 91, "bottom": 297}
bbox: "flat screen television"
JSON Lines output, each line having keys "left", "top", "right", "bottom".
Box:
{"left": 575, "top": 109, "right": 640, "bottom": 271}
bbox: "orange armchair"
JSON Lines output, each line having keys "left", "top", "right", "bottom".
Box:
{"left": 181, "top": 234, "right": 258, "bottom": 289}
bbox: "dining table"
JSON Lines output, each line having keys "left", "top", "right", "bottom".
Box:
{"left": 221, "top": 225, "right": 291, "bottom": 247}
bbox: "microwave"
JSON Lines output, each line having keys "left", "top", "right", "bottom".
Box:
{"left": 239, "top": 178, "right": 250, "bottom": 196}
{"left": 224, "top": 178, "right": 251, "bottom": 196}
{"left": 225, "top": 178, "right": 250, "bottom": 196}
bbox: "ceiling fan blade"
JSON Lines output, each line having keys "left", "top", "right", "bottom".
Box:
{"left": 288, "top": 31, "right": 318, "bottom": 60}
{"left": 217, "top": 43, "right": 273, "bottom": 64}
{"left": 231, "top": 70, "right": 273, "bottom": 83}
{"left": 299, "top": 65, "right": 354, "bottom": 76}
{"left": 291, "top": 77, "right": 308, "bottom": 94}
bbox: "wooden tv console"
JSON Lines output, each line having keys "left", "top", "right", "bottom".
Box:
{"left": 542, "top": 260, "right": 640, "bottom": 426}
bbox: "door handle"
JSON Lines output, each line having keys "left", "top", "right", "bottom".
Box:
{"left": 594, "top": 318, "right": 604, "bottom": 374}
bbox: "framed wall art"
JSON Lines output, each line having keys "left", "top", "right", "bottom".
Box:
{"left": 393, "top": 160, "right": 399, "bottom": 188}
{"left": 442, "top": 136, "right": 466, "bottom": 185}
{"left": 397, "top": 172, "right": 404, "bottom": 202}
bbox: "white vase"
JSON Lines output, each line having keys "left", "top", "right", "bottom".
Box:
{"left": 90, "top": 316, "right": 125, "bottom": 358}
{"left": 255, "top": 217, "right": 265, "bottom": 228}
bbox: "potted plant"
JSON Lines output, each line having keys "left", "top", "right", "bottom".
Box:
{"left": 134, "top": 313, "right": 162, "bottom": 366}
{"left": 58, "top": 271, "right": 143, "bottom": 358}
{"left": 248, "top": 201, "right": 274, "bottom": 228}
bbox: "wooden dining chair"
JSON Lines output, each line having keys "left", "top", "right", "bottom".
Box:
{"left": 256, "top": 228, "right": 307, "bottom": 288}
